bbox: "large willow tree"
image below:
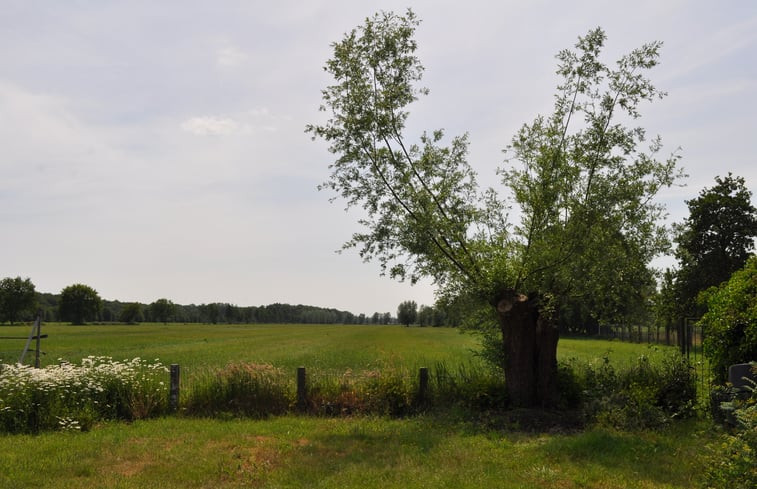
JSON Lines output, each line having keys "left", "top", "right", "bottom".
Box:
{"left": 307, "top": 10, "right": 681, "bottom": 407}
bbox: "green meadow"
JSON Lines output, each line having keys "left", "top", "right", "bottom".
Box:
{"left": 0, "top": 322, "right": 674, "bottom": 372}
{"left": 0, "top": 323, "right": 713, "bottom": 488}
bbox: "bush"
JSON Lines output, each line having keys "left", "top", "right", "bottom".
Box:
{"left": 701, "top": 256, "right": 757, "bottom": 383}
{"left": 0, "top": 356, "right": 169, "bottom": 433}
{"left": 704, "top": 372, "right": 757, "bottom": 489}
{"left": 571, "top": 352, "right": 697, "bottom": 429}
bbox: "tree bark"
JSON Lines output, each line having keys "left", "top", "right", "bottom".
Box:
{"left": 495, "top": 290, "right": 559, "bottom": 408}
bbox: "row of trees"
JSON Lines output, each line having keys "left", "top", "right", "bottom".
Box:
{"left": 0, "top": 282, "right": 398, "bottom": 326}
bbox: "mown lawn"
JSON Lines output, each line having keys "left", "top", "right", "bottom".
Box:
{"left": 0, "top": 415, "right": 712, "bottom": 489}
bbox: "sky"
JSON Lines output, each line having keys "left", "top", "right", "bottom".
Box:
{"left": 2, "top": 1, "right": 756, "bottom": 315}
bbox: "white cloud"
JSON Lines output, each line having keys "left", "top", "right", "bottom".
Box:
{"left": 216, "top": 41, "right": 248, "bottom": 68}
{"left": 180, "top": 108, "right": 284, "bottom": 136}
{"left": 181, "top": 115, "right": 241, "bottom": 135}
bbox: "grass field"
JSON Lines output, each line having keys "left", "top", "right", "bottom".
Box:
{"left": 0, "top": 323, "right": 712, "bottom": 488}
{"left": 0, "top": 415, "right": 712, "bottom": 489}
{"left": 0, "top": 322, "right": 676, "bottom": 373}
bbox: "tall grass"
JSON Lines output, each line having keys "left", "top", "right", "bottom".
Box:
{"left": 183, "top": 363, "right": 293, "bottom": 418}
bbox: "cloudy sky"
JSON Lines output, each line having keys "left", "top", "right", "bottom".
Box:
{"left": 2, "top": 1, "right": 756, "bottom": 315}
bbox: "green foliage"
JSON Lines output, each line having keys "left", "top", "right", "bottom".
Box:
{"left": 0, "top": 356, "right": 169, "bottom": 433}
{"left": 58, "top": 283, "right": 102, "bottom": 325}
{"left": 502, "top": 28, "right": 680, "bottom": 314}
{"left": 675, "top": 174, "right": 757, "bottom": 318}
{"left": 704, "top": 373, "right": 757, "bottom": 489}
{"left": 0, "top": 276, "right": 37, "bottom": 325}
{"left": 308, "top": 11, "right": 680, "bottom": 315}
{"left": 701, "top": 256, "right": 757, "bottom": 383}
{"left": 568, "top": 352, "right": 696, "bottom": 429}
{"left": 397, "top": 300, "right": 417, "bottom": 326}
{"left": 149, "top": 298, "right": 175, "bottom": 324}
{"left": 119, "top": 302, "right": 143, "bottom": 324}
{"left": 307, "top": 9, "right": 483, "bottom": 289}
{"left": 307, "top": 10, "right": 681, "bottom": 409}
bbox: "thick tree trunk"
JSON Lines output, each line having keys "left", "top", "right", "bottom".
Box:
{"left": 495, "top": 290, "right": 559, "bottom": 408}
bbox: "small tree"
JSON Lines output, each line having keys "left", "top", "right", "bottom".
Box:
{"left": 149, "top": 298, "right": 175, "bottom": 324}
{"left": 397, "top": 300, "right": 417, "bottom": 327}
{"left": 308, "top": 10, "right": 680, "bottom": 406}
{"left": 0, "top": 277, "right": 37, "bottom": 325}
{"left": 59, "top": 284, "right": 102, "bottom": 325}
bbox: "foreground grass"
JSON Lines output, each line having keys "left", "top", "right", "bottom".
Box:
{"left": 0, "top": 415, "right": 712, "bottom": 489}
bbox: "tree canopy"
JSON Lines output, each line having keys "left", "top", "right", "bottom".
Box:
{"left": 397, "top": 300, "right": 417, "bottom": 327}
{"left": 58, "top": 283, "right": 102, "bottom": 325}
{"left": 308, "top": 10, "right": 681, "bottom": 406}
{"left": 149, "top": 298, "right": 175, "bottom": 324}
{"left": 674, "top": 174, "right": 757, "bottom": 318}
{"left": 0, "top": 277, "right": 37, "bottom": 325}
{"left": 119, "top": 302, "right": 143, "bottom": 324}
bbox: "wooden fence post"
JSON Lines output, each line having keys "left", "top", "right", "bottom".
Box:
{"left": 170, "top": 364, "right": 180, "bottom": 412}
{"left": 297, "top": 366, "right": 307, "bottom": 410}
{"left": 419, "top": 367, "right": 429, "bottom": 405}
{"left": 34, "top": 313, "right": 42, "bottom": 368}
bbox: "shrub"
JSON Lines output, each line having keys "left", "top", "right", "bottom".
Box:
{"left": 701, "top": 256, "right": 757, "bottom": 383}
{"left": 704, "top": 373, "right": 757, "bottom": 489}
{"left": 0, "top": 356, "right": 169, "bottom": 433}
{"left": 572, "top": 352, "right": 697, "bottom": 429}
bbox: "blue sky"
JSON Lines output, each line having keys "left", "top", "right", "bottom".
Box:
{"left": 2, "top": 1, "right": 756, "bottom": 314}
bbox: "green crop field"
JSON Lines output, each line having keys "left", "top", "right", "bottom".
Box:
{"left": 0, "top": 323, "right": 711, "bottom": 488}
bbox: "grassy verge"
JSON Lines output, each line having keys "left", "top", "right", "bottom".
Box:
{"left": 0, "top": 415, "right": 712, "bottom": 489}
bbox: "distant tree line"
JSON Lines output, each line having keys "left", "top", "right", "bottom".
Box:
{"left": 0, "top": 283, "right": 401, "bottom": 326}
{"left": 0, "top": 277, "right": 468, "bottom": 329}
